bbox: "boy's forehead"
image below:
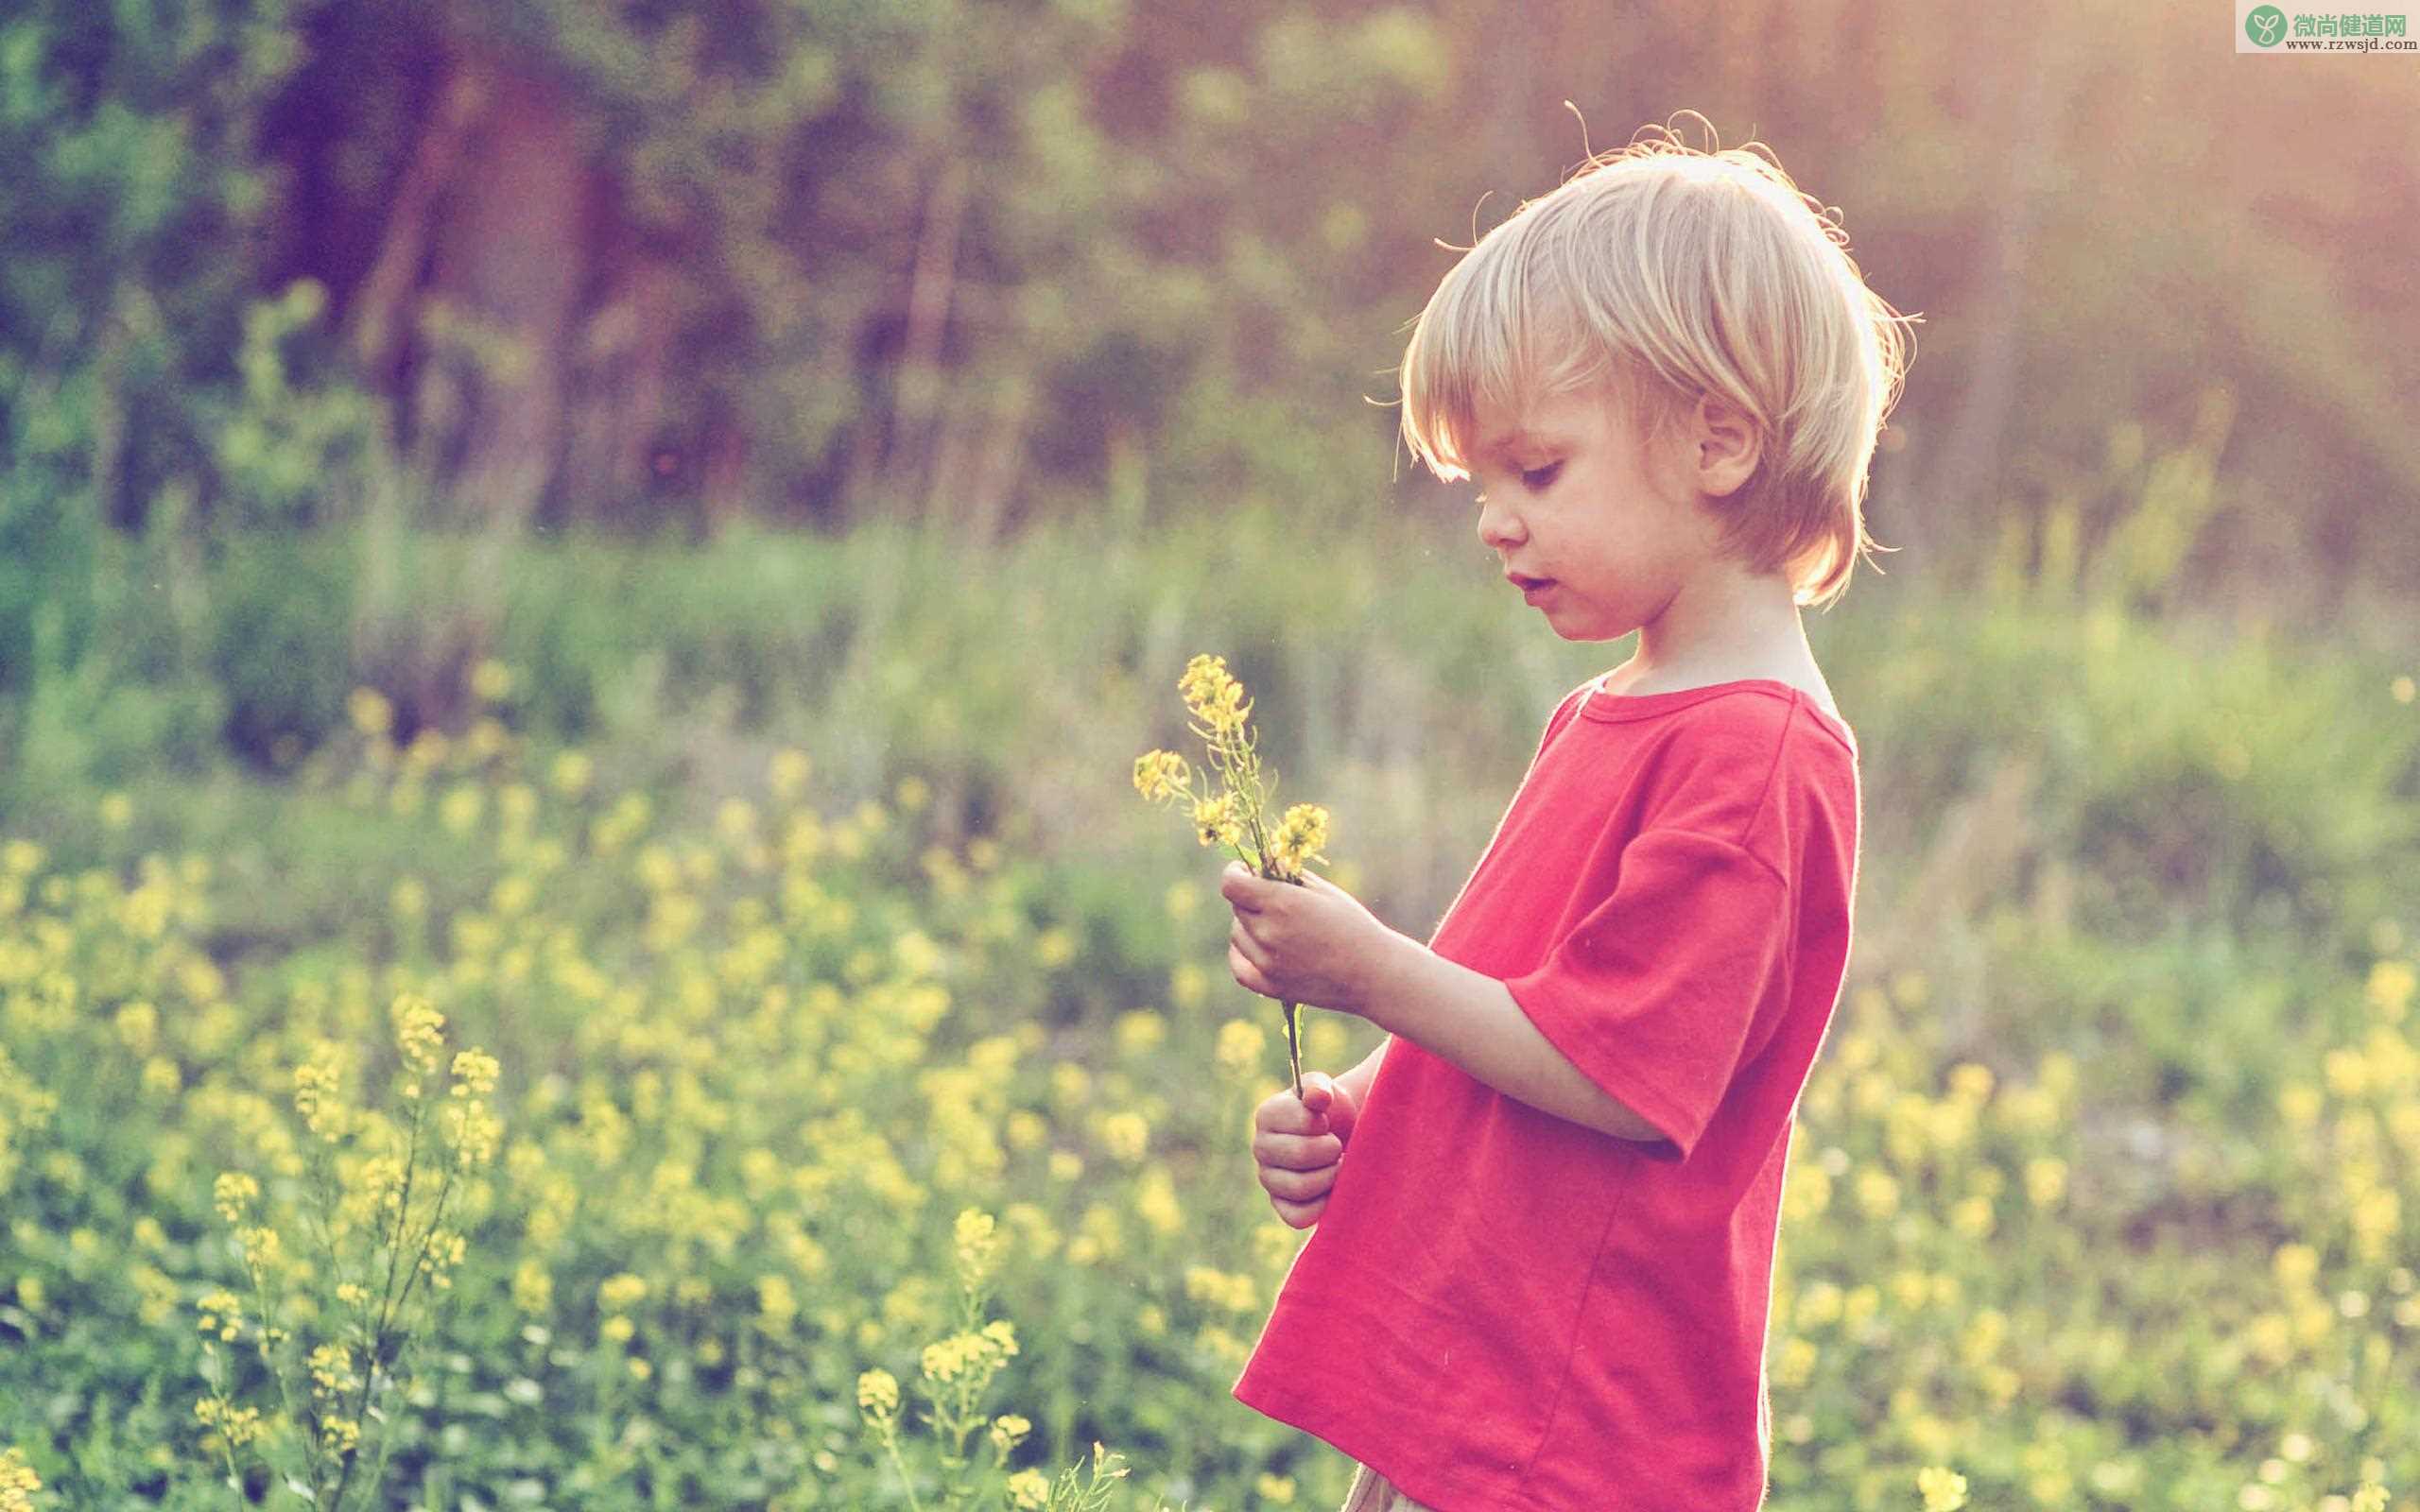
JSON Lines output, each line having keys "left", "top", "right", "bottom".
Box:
{"left": 1469, "top": 410, "right": 1570, "bottom": 458}
{"left": 1468, "top": 384, "right": 1611, "bottom": 458}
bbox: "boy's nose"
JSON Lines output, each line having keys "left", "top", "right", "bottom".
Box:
{"left": 1477, "top": 506, "right": 1524, "bottom": 552}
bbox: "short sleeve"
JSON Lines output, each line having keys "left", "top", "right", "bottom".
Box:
{"left": 1502, "top": 827, "right": 1791, "bottom": 1162}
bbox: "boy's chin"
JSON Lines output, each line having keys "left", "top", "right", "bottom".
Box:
{"left": 1543, "top": 608, "right": 1630, "bottom": 644}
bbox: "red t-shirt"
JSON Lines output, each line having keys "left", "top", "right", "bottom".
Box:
{"left": 1233, "top": 676, "right": 1861, "bottom": 1511}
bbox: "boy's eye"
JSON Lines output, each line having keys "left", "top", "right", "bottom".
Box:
{"left": 1471, "top": 462, "right": 1560, "bottom": 508}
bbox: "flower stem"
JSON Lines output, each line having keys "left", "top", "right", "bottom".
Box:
{"left": 1227, "top": 825, "right": 1309, "bottom": 1103}
{"left": 1282, "top": 1000, "right": 1303, "bottom": 1102}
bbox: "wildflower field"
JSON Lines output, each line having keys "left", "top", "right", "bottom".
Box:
{"left": 1, "top": 512, "right": 2416, "bottom": 1512}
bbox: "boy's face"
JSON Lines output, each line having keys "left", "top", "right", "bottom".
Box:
{"left": 1465, "top": 381, "right": 1727, "bottom": 644}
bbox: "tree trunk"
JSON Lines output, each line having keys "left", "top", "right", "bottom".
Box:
{"left": 424, "top": 57, "right": 588, "bottom": 526}
{"left": 1914, "top": 24, "right": 2087, "bottom": 575}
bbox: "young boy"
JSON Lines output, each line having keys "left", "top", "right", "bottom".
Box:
{"left": 1216, "top": 120, "right": 1912, "bottom": 1511}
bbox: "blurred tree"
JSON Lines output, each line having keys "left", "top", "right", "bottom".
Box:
{"left": 1, "top": 0, "right": 2414, "bottom": 769}
{"left": 0, "top": 0, "right": 320, "bottom": 769}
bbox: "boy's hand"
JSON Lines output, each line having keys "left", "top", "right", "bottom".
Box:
{"left": 1252, "top": 1071, "right": 1359, "bottom": 1228}
{"left": 1220, "top": 860, "right": 1404, "bottom": 1017}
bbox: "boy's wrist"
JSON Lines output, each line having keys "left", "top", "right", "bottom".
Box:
{"left": 1352, "top": 928, "right": 1432, "bottom": 1036}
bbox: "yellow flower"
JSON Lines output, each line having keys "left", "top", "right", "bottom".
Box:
{"left": 347, "top": 686, "right": 393, "bottom": 738}
{"left": 847, "top": 1364, "right": 895, "bottom": 1422}
{"left": 307, "top": 1343, "right": 358, "bottom": 1396}
{"left": 443, "top": 1100, "right": 503, "bottom": 1165}
{"left": 1855, "top": 1167, "right": 1900, "bottom": 1218}
{"left": 1771, "top": 1335, "right": 1816, "bottom": 1388}
{"left": 2279, "top": 1081, "right": 2323, "bottom": 1127}
{"left": 196, "top": 1288, "right": 244, "bottom": 1342}
{"left": 756, "top": 1274, "right": 799, "bottom": 1332}
{"left": 1184, "top": 1265, "right": 1258, "bottom": 1313}
{"left": 550, "top": 749, "right": 595, "bottom": 799}
{"left": 1179, "top": 653, "right": 1253, "bottom": 737}
{"left": 513, "top": 1261, "right": 553, "bottom": 1314}
{"left": 922, "top": 1331, "right": 995, "bottom": 1383}
{"left": 392, "top": 993, "right": 445, "bottom": 1076}
{"left": 1916, "top": 1465, "right": 1969, "bottom": 1511}
{"left": 990, "top": 1414, "right": 1032, "bottom": 1455}
{"left": 598, "top": 1273, "right": 648, "bottom": 1311}
{"left": 2273, "top": 1242, "right": 2321, "bottom": 1291}
{"left": 2370, "top": 959, "right": 2415, "bottom": 1022}
{"left": 1136, "top": 1165, "right": 1182, "bottom": 1233}
{"left": 471, "top": 658, "right": 514, "bottom": 702}
{"left": 1006, "top": 1469, "right": 1051, "bottom": 1510}
{"left": 1202, "top": 686, "right": 1250, "bottom": 736}
{"left": 2024, "top": 1157, "right": 2068, "bottom": 1209}
{"left": 449, "top": 1049, "right": 500, "bottom": 1098}
{"left": 212, "top": 1172, "right": 259, "bottom": 1225}
{"left": 1098, "top": 1110, "right": 1149, "bottom": 1164}
{"left": 440, "top": 784, "right": 483, "bottom": 836}
{"left": 1192, "top": 793, "right": 1244, "bottom": 850}
{"left": 1268, "top": 801, "right": 1332, "bottom": 880}
{"left": 0, "top": 1446, "right": 40, "bottom": 1510}
{"left": 1216, "top": 1018, "right": 1268, "bottom": 1077}
{"left": 390, "top": 877, "right": 428, "bottom": 919}
{"left": 1949, "top": 1194, "right": 1996, "bottom": 1238}
{"left": 1132, "top": 749, "right": 1192, "bottom": 804}
{"left": 1178, "top": 653, "right": 1233, "bottom": 713}
{"left": 954, "top": 1208, "right": 1002, "bottom": 1282}
{"left": 293, "top": 1052, "right": 350, "bottom": 1140}
{"left": 1115, "top": 1009, "right": 1167, "bottom": 1057}
{"left": 192, "top": 1398, "right": 265, "bottom": 1449}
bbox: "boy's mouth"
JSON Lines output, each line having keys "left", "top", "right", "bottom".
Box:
{"left": 1505, "top": 572, "right": 1553, "bottom": 591}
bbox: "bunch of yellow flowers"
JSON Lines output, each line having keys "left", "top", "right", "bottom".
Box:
{"left": 1134, "top": 653, "right": 1333, "bottom": 1098}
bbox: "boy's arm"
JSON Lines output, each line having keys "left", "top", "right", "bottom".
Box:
{"left": 1357, "top": 931, "right": 1665, "bottom": 1145}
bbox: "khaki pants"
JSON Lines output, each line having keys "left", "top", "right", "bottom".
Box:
{"left": 1341, "top": 1461, "right": 1440, "bottom": 1512}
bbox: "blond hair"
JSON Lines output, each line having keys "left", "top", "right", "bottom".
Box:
{"left": 1398, "top": 113, "right": 1916, "bottom": 610}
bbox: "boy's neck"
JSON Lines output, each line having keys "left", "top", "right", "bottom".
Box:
{"left": 1609, "top": 567, "right": 1825, "bottom": 700}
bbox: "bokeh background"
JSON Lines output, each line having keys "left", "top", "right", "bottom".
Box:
{"left": 2, "top": 1, "right": 2417, "bottom": 1508}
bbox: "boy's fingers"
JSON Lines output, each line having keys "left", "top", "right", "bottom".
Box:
{"left": 1230, "top": 941, "right": 1272, "bottom": 998}
{"left": 1254, "top": 1092, "right": 1324, "bottom": 1136}
{"left": 1253, "top": 1130, "right": 1344, "bottom": 1171}
{"left": 1270, "top": 1194, "right": 1325, "bottom": 1229}
{"left": 1259, "top": 1163, "right": 1338, "bottom": 1203}
{"left": 1219, "top": 860, "right": 1262, "bottom": 912}
{"left": 1322, "top": 1085, "right": 1358, "bottom": 1146}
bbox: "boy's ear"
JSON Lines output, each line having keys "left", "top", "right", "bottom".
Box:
{"left": 1690, "top": 391, "right": 1763, "bottom": 500}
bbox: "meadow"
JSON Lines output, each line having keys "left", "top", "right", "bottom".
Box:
{"left": 1, "top": 487, "right": 2415, "bottom": 1512}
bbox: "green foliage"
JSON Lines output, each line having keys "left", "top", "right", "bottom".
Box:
{"left": 0, "top": 0, "right": 303, "bottom": 503}
{"left": 0, "top": 0, "right": 376, "bottom": 778}
{"left": 207, "top": 529, "right": 357, "bottom": 769}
